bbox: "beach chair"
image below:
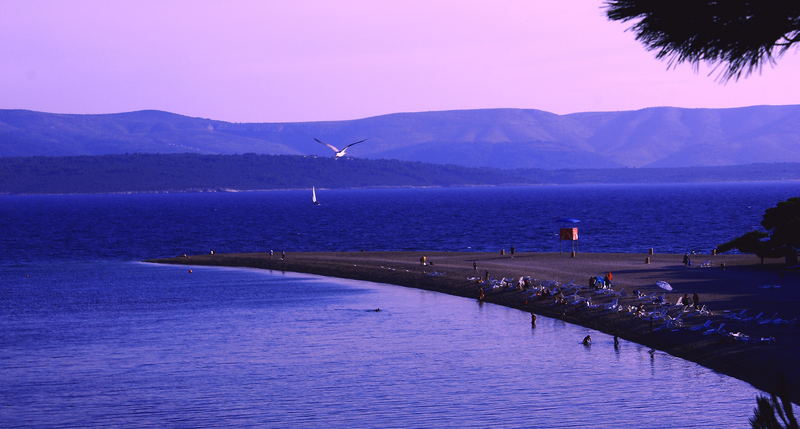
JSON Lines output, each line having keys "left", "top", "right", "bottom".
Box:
{"left": 740, "top": 311, "right": 763, "bottom": 323}
{"left": 703, "top": 323, "right": 726, "bottom": 336}
{"left": 728, "top": 331, "right": 751, "bottom": 342}
{"left": 725, "top": 309, "right": 747, "bottom": 320}
{"left": 654, "top": 315, "right": 681, "bottom": 331}
{"left": 690, "top": 320, "right": 713, "bottom": 331}
{"left": 651, "top": 294, "right": 666, "bottom": 305}
{"left": 758, "top": 313, "right": 779, "bottom": 325}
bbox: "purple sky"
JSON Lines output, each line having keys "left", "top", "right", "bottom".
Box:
{"left": 2, "top": 0, "right": 799, "bottom": 122}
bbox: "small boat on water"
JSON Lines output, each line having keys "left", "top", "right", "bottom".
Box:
{"left": 312, "top": 186, "right": 320, "bottom": 205}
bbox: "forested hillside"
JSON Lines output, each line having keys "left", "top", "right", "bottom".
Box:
{"left": 1, "top": 153, "right": 798, "bottom": 194}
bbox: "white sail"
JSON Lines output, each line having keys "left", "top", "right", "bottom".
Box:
{"left": 312, "top": 186, "right": 319, "bottom": 205}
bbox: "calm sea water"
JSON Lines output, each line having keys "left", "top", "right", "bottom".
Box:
{"left": 1, "top": 183, "right": 798, "bottom": 427}
{"left": 1, "top": 182, "right": 798, "bottom": 262}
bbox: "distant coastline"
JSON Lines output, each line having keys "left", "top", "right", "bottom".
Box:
{"left": 148, "top": 250, "right": 800, "bottom": 404}
{"left": 3, "top": 180, "right": 800, "bottom": 197}
{"left": 2, "top": 153, "right": 799, "bottom": 194}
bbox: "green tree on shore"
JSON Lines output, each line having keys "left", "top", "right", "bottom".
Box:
{"left": 718, "top": 198, "right": 800, "bottom": 264}
{"left": 604, "top": 1, "right": 800, "bottom": 80}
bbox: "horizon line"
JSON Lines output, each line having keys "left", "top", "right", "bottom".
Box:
{"left": 1, "top": 103, "right": 797, "bottom": 124}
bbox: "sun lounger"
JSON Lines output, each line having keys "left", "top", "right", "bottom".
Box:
{"left": 703, "top": 323, "right": 726, "bottom": 336}
{"left": 758, "top": 313, "right": 779, "bottom": 325}
{"left": 728, "top": 331, "right": 751, "bottom": 342}
{"left": 690, "top": 320, "right": 713, "bottom": 331}
{"left": 724, "top": 309, "right": 747, "bottom": 320}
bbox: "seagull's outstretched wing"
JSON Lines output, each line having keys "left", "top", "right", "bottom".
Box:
{"left": 314, "top": 138, "right": 341, "bottom": 153}
{"left": 341, "top": 138, "right": 368, "bottom": 151}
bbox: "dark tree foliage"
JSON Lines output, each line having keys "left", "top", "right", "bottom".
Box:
{"left": 1, "top": 155, "right": 799, "bottom": 194}
{"left": 750, "top": 392, "right": 798, "bottom": 429}
{"left": 762, "top": 198, "right": 800, "bottom": 251}
{"left": 717, "top": 230, "right": 775, "bottom": 261}
{"left": 718, "top": 197, "right": 800, "bottom": 263}
{"left": 605, "top": 1, "right": 800, "bottom": 80}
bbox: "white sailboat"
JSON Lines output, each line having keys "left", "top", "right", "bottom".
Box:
{"left": 312, "top": 186, "right": 320, "bottom": 205}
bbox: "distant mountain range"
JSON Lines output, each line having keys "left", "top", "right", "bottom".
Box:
{"left": 1, "top": 105, "right": 799, "bottom": 169}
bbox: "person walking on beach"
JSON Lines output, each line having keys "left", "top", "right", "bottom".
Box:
{"left": 473, "top": 261, "right": 477, "bottom": 272}
{"left": 510, "top": 246, "right": 516, "bottom": 257}
{"left": 530, "top": 313, "right": 537, "bottom": 327}
{"left": 281, "top": 251, "right": 286, "bottom": 261}
{"left": 693, "top": 292, "right": 700, "bottom": 309}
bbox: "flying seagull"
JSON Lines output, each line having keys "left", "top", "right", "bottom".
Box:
{"left": 314, "top": 138, "right": 367, "bottom": 159}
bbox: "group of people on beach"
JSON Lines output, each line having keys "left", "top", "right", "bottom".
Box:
{"left": 267, "top": 249, "right": 286, "bottom": 261}
{"left": 678, "top": 292, "right": 701, "bottom": 309}
{"left": 475, "top": 264, "right": 712, "bottom": 340}
{"left": 589, "top": 272, "right": 613, "bottom": 289}
{"left": 419, "top": 255, "right": 435, "bottom": 266}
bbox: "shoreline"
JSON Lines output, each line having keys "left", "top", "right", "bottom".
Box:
{"left": 4, "top": 178, "right": 800, "bottom": 196}
{"left": 148, "top": 250, "right": 800, "bottom": 403}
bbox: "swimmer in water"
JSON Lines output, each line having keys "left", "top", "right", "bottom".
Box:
{"left": 582, "top": 335, "right": 592, "bottom": 345}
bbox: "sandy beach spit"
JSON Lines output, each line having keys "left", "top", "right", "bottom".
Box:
{"left": 148, "top": 250, "right": 800, "bottom": 402}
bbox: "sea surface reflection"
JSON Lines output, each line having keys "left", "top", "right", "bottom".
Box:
{"left": 1, "top": 261, "right": 760, "bottom": 428}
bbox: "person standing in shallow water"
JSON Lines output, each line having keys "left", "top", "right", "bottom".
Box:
{"left": 583, "top": 335, "right": 592, "bottom": 345}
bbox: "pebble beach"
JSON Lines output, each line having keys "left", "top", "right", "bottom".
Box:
{"left": 149, "top": 250, "right": 800, "bottom": 402}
